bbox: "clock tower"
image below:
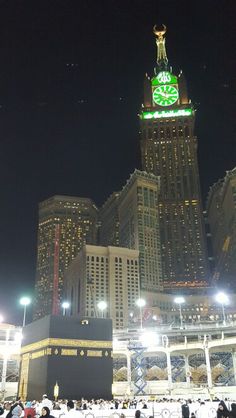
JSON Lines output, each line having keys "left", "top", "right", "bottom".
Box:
{"left": 140, "top": 26, "right": 208, "bottom": 290}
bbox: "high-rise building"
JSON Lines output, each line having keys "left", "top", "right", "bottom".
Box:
{"left": 34, "top": 195, "right": 98, "bottom": 320}
{"left": 65, "top": 245, "right": 139, "bottom": 330}
{"left": 100, "top": 170, "right": 162, "bottom": 291}
{"left": 206, "top": 167, "right": 236, "bottom": 289}
{"left": 99, "top": 192, "right": 120, "bottom": 247}
{"left": 139, "top": 26, "right": 208, "bottom": 290}
{"left": 118, "top": 170, "right": 162, "bottom": 291}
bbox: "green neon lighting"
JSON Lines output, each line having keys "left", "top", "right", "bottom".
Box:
{"left": 153, "top": 85, "right": 179, "bottom": 106}
{"left": 152, "top": 71, "right": 177, "bottom": 86}
{"left": 141, "top": 109, "right": 192, "bottom": 120}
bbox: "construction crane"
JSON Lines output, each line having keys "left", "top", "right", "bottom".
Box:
{"left": 52, "top": 224, "right": 60, "bottom": 315}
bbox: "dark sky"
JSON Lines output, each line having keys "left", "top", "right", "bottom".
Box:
{"left": 0, "top": 0, "right": 235, "bottom": 325}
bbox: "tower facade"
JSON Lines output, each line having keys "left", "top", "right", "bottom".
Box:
{"left": 99, "top": 192, "right": 120, "bottom": 247}
{"left": 65, "top": 245, "right": 139, "bottom": 330}
{"left": 140, "top": 26, "right": 208, "bottom": 290}
{"left": 34, "top": 195, "right": 98, "bottom": 320}
{"left": 100, "top": 170, "right": 162, "bottom": 292}
{"left": 206, "top": 168, "right": 236, "bottom": 289}
{"left": 118, "top": 170, "right": 162, "bottom": 291}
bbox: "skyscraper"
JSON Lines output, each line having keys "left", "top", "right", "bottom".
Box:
{"left": 118, "top": 170, "right": 162, "bottom": 291}
{"left": 34, "top": 195, "right": 98, "bottom": 320}
{"left": 99, "top": 192, "right": 120, "bottom": 247}
{"left": 100, "top": 170, "right": 162, "bottom": 291}
{"left": 206, "top": 168, "right": 236, "bottom": 289}
{"left": 65, "top": 245, "right": 139, "bottom": 330}
{"left": 140, "top": 26, "right": 208, "bottom": 290}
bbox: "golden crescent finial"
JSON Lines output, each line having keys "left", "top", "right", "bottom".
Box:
{"left": 153, "top": 24, "right": 167, "bottom": 39}
{"left": 153, "top": 24, "right": 168, "bottom": 68}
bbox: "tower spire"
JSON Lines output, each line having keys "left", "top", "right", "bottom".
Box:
{"left": 153, "top": 24, "right": 168, "bottom": 71}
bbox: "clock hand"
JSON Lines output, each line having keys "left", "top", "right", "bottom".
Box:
{"left": 159, "top": 92, "right": 169, "bottom": 98}
{"left": 162, "top": 93, "right": 176, "bottom": 98}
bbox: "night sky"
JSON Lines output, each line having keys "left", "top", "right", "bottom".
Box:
{"left": 0, "top": 0, "right": 235, "bottom": 324}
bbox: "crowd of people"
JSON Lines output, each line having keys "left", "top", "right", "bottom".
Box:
{"left": 0, "top": 396, "right": 236, "bottom": 418}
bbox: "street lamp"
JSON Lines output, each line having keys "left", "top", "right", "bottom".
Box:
{"left": 136, "top": 298, "right": 146, "bottom": 330}
{"left": 129, "top": 312, "right": 134, "bottom": 326}
{"left": 97, "top": 301, "right": 107, "bottom": 318}
{"left": 62, "top": 301, "right": 70, "bottom": 316}
{"left": 174, "top": 296, "right": 185, "bottom": 328}
{"left": 20, "top": 297, "right": 31, "bottom": 327}
{"left": 215, "top": 292, "right": 229, "bottom": 326}
{"left": 0, "top": 314, "right": 4, "bottom": 323}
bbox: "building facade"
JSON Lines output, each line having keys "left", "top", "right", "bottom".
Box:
{"left": 141, "top": 290, "right": 236, "bottom": 326}
{"left": 100, "top": 170, "right": 162, "bottom": 292}
{"left": 118, "top": 170, "right": 162, "bottom": 291}
{"left": 65, "top": 243, "right": 236, "bottom": 329}
{"left": 206, "top": 167, "right": 236, "bottom": 289}
{"left": 99, "top": 192, "right": 120, "bottom": 247}
{"left": 139, "top": 26, "right": 208, "bottom": 290}
{"left": 0, "top": 323, "right": 22, "bottom": 401}
{"left": 113, "top": 324, "right": 236, "bottom": 399}
{"left": 65, "top": 245, "right": 139, "bottom": 330}
{"left": 34, "top": 195, "right": 98, "bottom": 320}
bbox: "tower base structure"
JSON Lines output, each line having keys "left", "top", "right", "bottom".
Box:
{"left": 18, "top": 315, "right": 113, "bottom": 400}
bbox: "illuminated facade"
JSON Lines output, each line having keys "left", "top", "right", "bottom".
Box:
{"left": 34, "top": 195, "right": 98, "bottom": 320}
{"left": 140, "top": 26, "right": 208, "bottom": 289}
{"left": 99, "top": 192, "right": 120, "bottom": 247}
{"left": 100, "top": 170, "right": 162, "bottom": 292}
{"left": 141, "top": 290, "right": 236, "bottom": 325}
{"left": 0, "top": 323, "right": 22, "bottom": 400}
{"left": 206, "top": 167, "right": 236, "bottom": 289}
{"left": 118, "top": 170, "right": 162, "bottom": 291}
{"left": 65, "top": 245, "right": 139, "bottom": 330}
{"left": 113, "top": 324, "right": 236, "bottom": 399}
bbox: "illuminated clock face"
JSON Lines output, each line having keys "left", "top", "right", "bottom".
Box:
{"left": 153, "top": 85, "right": 179, "bottom": 106}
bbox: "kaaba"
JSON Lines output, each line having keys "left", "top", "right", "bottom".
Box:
{"left": 18, "top": 315, "right": 113, "bottom": 400}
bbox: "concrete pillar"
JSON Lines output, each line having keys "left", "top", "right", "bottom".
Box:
{"left": 184, "top": 354, "right": 191, "bottom": 386}
{"left": 1, "top": 328, "right": 10, "bottom": 399}
{"left": 166, "top": 349, "right": 172, "bottom": 392}
{"left": 232, "top": 349, "right": 236, "bottom": 385}
{"left": 204, "top": 345, "right": 212, "bottom": 388}
{"left": 126, "top": 350, "right": 132, "bottom": 392}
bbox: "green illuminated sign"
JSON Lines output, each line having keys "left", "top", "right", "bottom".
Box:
{"left": 153, "top": 85, "right": 179, "bottom": 106}
{"left": 152, "top": 71, "right": 177, "bottom": 86}
{"left": 141, "top": 109, "right": 192, "bottom": 119}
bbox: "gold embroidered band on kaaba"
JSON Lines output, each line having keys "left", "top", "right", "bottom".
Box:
{"left": 19, "top": 338, "right": 112, "bottom": 400}
{"left": 21, "top": 338, "right": 112, "bottom": 355}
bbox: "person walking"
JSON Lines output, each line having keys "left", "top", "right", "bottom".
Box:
{"left": 230, "top": 404, "right": 236, "bottom": 418}
{"left": 196, "top": 402, "right": 208, "bottom": 418}
{"left": 64, "top": 401, "right": 83, "bottom": 418}
{"left": 24, "top": 402, "right": 36, "bottom": 418}
{"left": 11, "top": 405, "right": 23, "bottom": 418}
{"left": 182, "top": 402, "right": 190, "bottom": 418}
{"left": 217, "top": 401, "right": 229, "bottom": 418}
{"left": 41, "top": 396, "right": 53, "bottom": 412}
{"left": 135, "top": 411, "right": 141, "bottom": 418}
{"left": 39, "top": 407, "right": 54, "bottom": 418}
